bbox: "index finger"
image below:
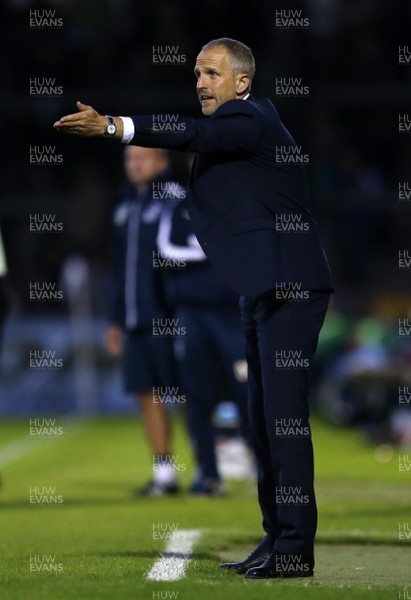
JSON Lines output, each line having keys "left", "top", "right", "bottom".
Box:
{"left": 55, "top": 112, "right": 83, "bottom": 124}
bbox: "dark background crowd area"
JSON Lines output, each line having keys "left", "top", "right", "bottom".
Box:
{"left": 0, "top": 0, "right": 410, "bottom": 436}
{"left": 0, "top": 0, "right": 410, "bottom": 312}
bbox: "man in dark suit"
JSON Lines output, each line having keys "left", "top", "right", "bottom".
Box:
{"left": 55, "top": 37, "right": 333, "bottom": 579}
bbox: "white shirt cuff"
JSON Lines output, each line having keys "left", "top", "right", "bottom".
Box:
{"left": 120, "top": 117, "right": 135, "bottom": 144}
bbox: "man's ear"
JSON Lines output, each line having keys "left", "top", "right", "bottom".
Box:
{"left": 236, "top": 73, "right": 250, "bottom": 96}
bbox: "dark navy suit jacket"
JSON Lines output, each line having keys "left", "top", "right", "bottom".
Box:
{"left": 130, "top": 96, "right": 333, "bottom": 297}
{"left": 157, "top": 198, "right": 239, "bottom": 307}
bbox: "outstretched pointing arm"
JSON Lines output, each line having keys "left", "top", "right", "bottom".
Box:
{"left": 54, "top": 101, "right": 124, "bottom": 139}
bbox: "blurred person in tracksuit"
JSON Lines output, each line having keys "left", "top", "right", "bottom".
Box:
{"left": 157, "top": 194, "right": 251, "bottom": 496}
{"left": 104, "top": 146, "right": 180, "bottom": 497}
{"left": 0, "top": 225, "right": 10, "bottom": 490}
{"left": 0, "top": 226, "right": 10, "bottom": 351}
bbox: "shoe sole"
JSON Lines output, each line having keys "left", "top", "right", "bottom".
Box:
{"left": 219, "top": 556, "right": 269, "bottom": 575}
{"left": 245, "top": 571, "right": 313, "bottom": 579}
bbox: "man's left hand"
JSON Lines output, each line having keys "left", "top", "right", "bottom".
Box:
{"left": 53, "top": 101, "right": 118, "bottom": 137}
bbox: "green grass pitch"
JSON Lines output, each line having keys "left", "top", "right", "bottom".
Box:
{"left": 0, "top": 415, "right": 409, "bottom": 600}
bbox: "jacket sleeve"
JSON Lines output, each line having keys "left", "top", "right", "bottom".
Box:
{"left": 129, "top": 100, "right": 261, "bottom": 153}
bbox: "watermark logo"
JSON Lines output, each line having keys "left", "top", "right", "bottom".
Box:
{"left": 29, "top": 418, "right": 64, "bottom": 437}
{"left": 152, "top": 114, "right": 186, "bottom": 133}
{"left": 30, "top": 214, "right": 63, "bottom": 233}
{"left": 153, "top": 251, "right": 186, "bottom": 270}
{"left": 275, "top": 10, "right": 309, "bottom": 29}
{"left": 399, "top": 386, "right": 411, "bottom": 406}
{"left": 274, "top": 553, "right": 311, "bottom": 574}
{"left": 153, "top": 386, "right": 187, "bottom": 405}
{"left": 152, "top": 523, "right": 186, "bottom": 540}
{"left": 152, "top": 318, "right": 186, "bottom": 337}
{"left": 152, "top": 181, "right": 186, "bottom": 201}
{"left": 152, "top": 45, "right": 186, "bottom": 65}
{"left": 399, "top": 114, "right": 411, "bottom": 133}
{"left": 29, "top": 146, "right": 63, "bottom": 166}
{"left": 275, "top": 213, "right": 310, "bottom": 233}
{"left": 275, "top": 282, "right": 310, "bottom": 301}
{"left": 399, "top": 454, "right": 411, "bottom": 473}
{"left": 29, "top": 555, "right": 63, "bottom": 573}
{"left": 275, "top": 214, "right": 310, "bottom": 233}
{"left": 399, "top": 46, "right": 411, "bottom": 65}
{"left": 399, "top": 588, "right": 411, "bottom": 599}
{"left": 399, "top": 182, "right": 411, "bottom": 201}
{"left": 29, "top": 486, "right": 63, "bottom": 505}
{"left": 153, "top": 454, "right": 186, "bottom": 473}
{"left": 399, "top": 522, "right": 411, "bottom": 541}
{"left": 276, "top": 486, "right": 310, "bottom": 505}
{"left": 29, "top": 282, "right": 63, "bottom": 302}
{"left": 29, "top": 9, "right": 63, "bottom": 29}
{"left": 29, "top": 350, "right": 63, "bottom": 370}
{"left": 152, "top": 592, "right": 179, "bottom": 600}
{"left": 399, "top": 250, "right": 411, "bottom": 269}
{"left": 398, "top": 318, "right": 411, "bottom": 337}
{"left": 275, "top": 77, "right": 309, "bottom": 97}
{"left": 275, "top": 418, "right": 310, "bottom": 438}
{"left": 275, "top": 350, "right": 310, "bottom": 370}
{"left": 276, "top": 145, "right": 309, "bottom": 165}
{"left": 29, "top": 77, "right": 63, "bottom": 98}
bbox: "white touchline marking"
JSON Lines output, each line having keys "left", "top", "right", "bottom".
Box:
{"left": 0, "top": 422, "right": 85, "bottom": 468}
{"left": 147, "top": 529, "right": 201, "bottom": 581}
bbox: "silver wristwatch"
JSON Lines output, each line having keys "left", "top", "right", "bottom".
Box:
{"left": 103, "top": 115, "right": 117, "bottom": 137}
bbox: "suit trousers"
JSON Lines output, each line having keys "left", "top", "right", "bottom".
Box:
{"left": 240, "top": 289, "right": 330, "bottom": 563}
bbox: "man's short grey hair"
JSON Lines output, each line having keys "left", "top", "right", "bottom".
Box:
{"left": 202, "top": 38, "right": 255, "bottom": 84}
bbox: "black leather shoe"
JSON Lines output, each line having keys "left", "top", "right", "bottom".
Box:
{"left": 245, "top": 551, "right": 313, "bottom": 579}
{"left": 219, "top": 535, "right": 274, "bottom": 574}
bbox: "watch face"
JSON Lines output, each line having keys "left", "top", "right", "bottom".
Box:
{"left": 107, "top": 124, "right": 116, "bottom": 135}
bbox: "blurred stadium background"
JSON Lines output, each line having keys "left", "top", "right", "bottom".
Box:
{"left": 1, "top": 2, "right": 411, "bottom": 439}
{"left": 1, "top": 1, "right": 411, "bottom": 599}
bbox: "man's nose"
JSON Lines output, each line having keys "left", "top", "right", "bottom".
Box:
{"left": 196, "top": 75, "right": 206, "bottom": 90}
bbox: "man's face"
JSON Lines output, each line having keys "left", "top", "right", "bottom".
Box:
{"left": 194, "top": 46, "right": 249, "bottom": 116}
{"left": 124, "top": 146, "right": 168, "bottom": 187}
